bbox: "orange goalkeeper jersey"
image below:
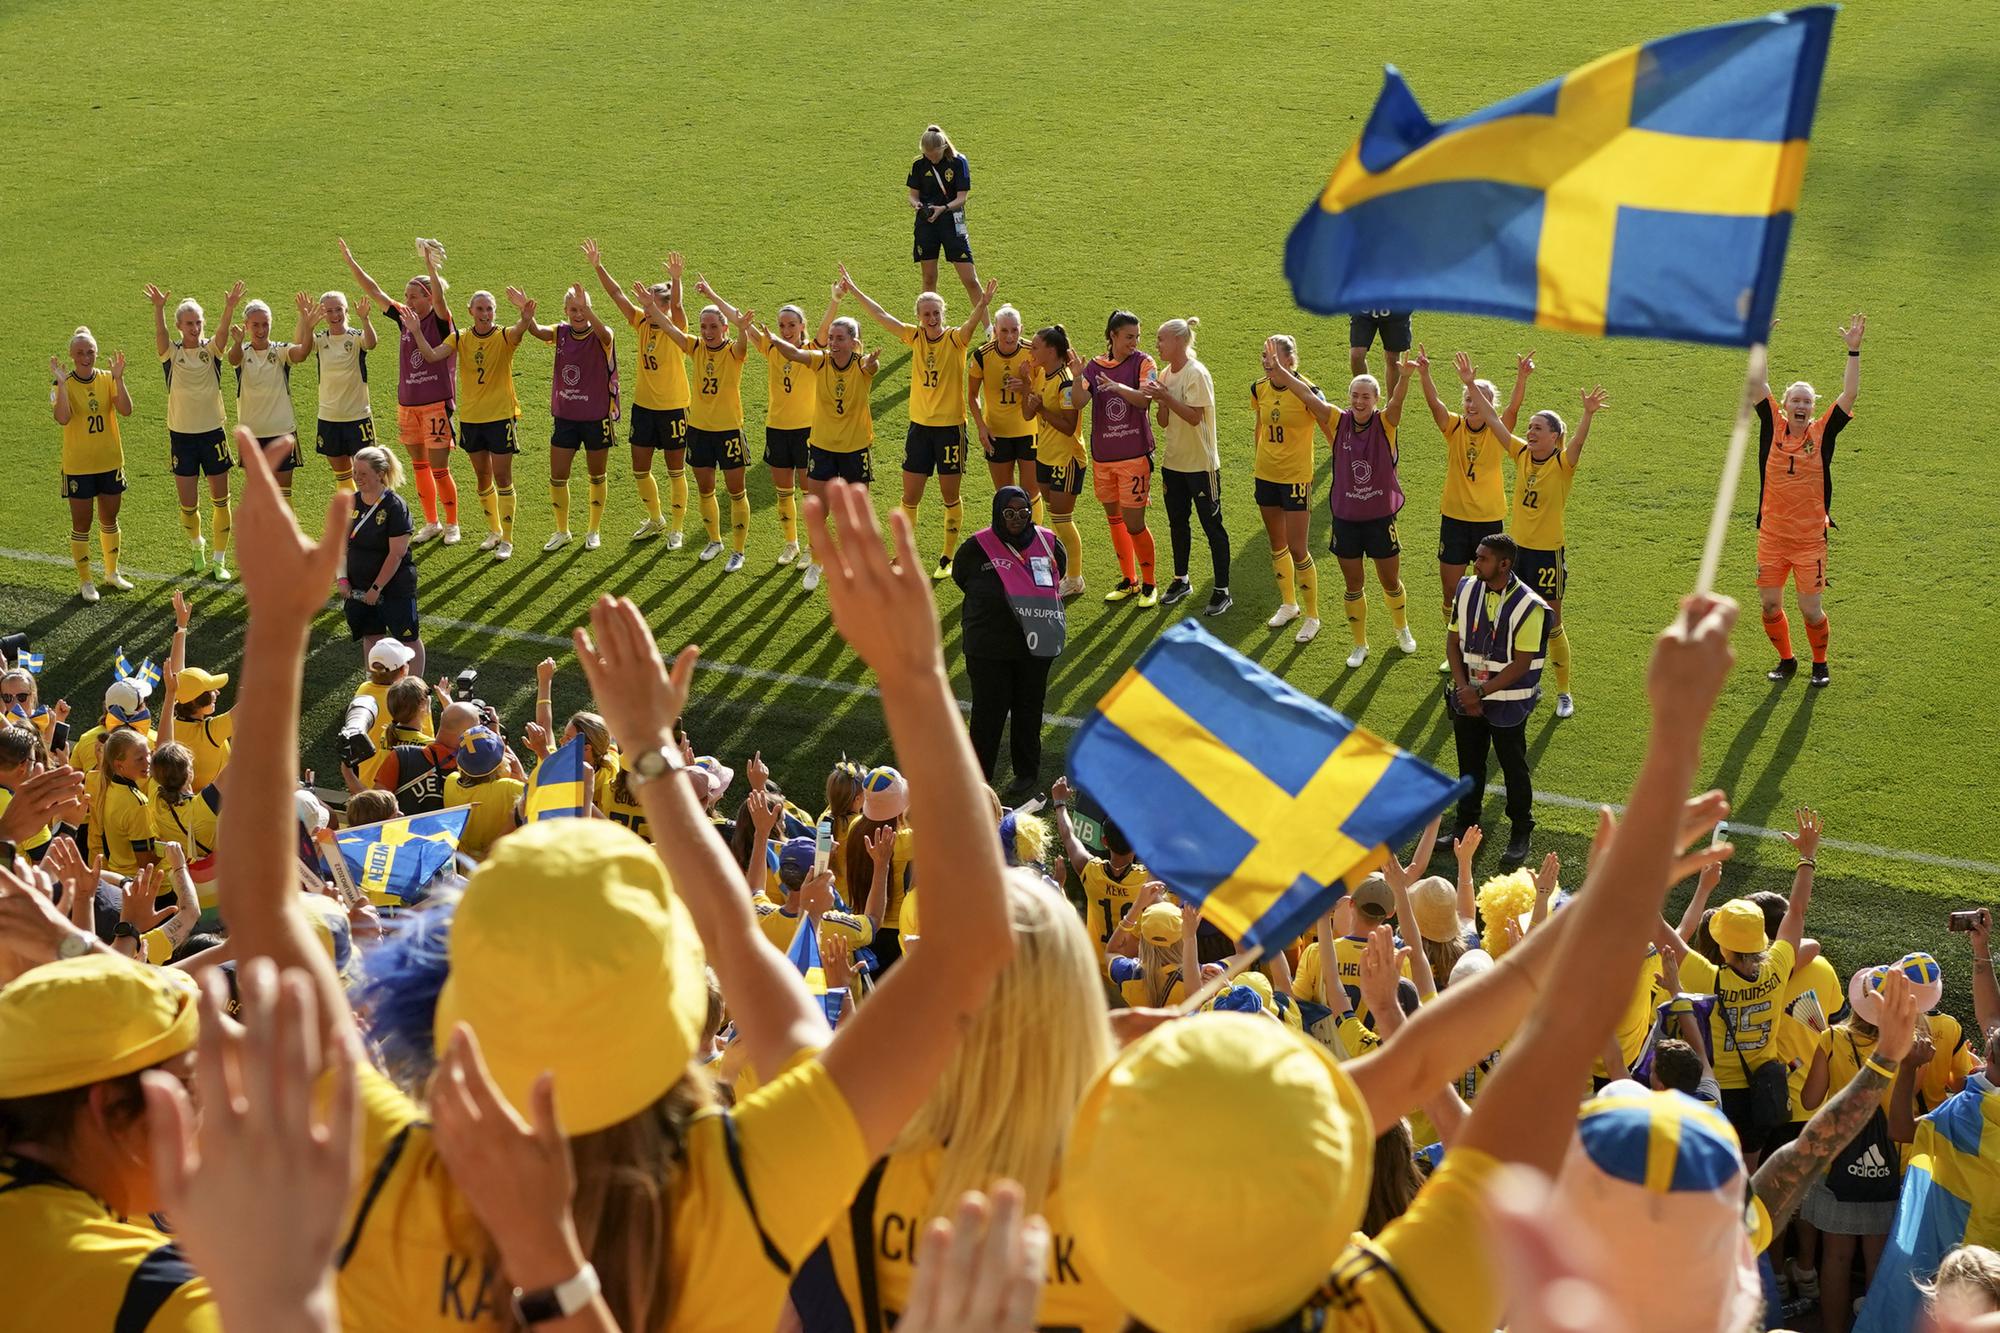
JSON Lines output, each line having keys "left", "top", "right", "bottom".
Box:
{"left": 1755, "top": 396, "right": 1851, "bottom": 546}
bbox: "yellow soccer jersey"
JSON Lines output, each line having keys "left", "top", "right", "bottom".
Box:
{"left": 601, "top": 785, "right": 653, "bottom": 842}
{"left": 897, "top": 326, "right": 973, "bottom": 427}
{"left": 58, "top": 370, "right": 125, "bottom": 473}
{"left": 807, "top": 350, "right": 877, "bottom": 453}
{"left": 1679, "top": 940, "right": 1797, "bottom": 1090}
{"left": 151, "top": 785, "right": 220, "bottom": 861}
{"left": 1594, "top": 949, "right": 1665, "bottom": 1079}
{"left": 1252, "top": 376, "right": 1320, "bottom": 486}
{"left": 628, "top": 310, "right": 692, "bottom": 411}
{"left": 180, "top": 712, "right": 234, "bottom": 792}
{"left": 1030, "top": 366, "right": 1085, "bottom": 468}
{"left": 313, "top": 327, "right": 373, "bottom": 422}
{"left": 1439, "top": 412, "right": 1509, "bottom": 523}
{"left": 1297, "top": 936, "right": 1411, "bottom": 1028}
{"left": 753, "top": 897, "right": 876, "bottom": 953}
{"left": 234, "top": 342, "right": 299, "bottom": 437}
{"left": 1080, "top": 857, "right": 1150, "bottom": 972}
{"left": 443, "top": 773, "right": 524, "bottom": 860}
{"left": 688, "top": 339, "right": 747, "bottom": 432}
{"left": 1775, "top": 1013, "right": 1817, "bottom": 1122}
{"left": 447, "top": 326, "right": 520, "bottom": 424}
{"left": 971, "top": 339, "right": 1035, "bottom": 437}
{"left": 71, "top": 720, "right": 152, "bottom": 777}
{"left": 0, "top": 787, "right": 52, "bottom": 855}
{"left": 1326, "top": 1147, "right": 1505, "bottom": 1332}
{"left": 1509, "top": 440, "right": 1576, "bottom": 550}
{"left": 95, "top": 775, "right": 154, "bottom": 874}
{"left": 754, "top": 331, "right": 819, "bottom": 429}
{"left": 163, "top": 344, "right": 226, "bottom": 434}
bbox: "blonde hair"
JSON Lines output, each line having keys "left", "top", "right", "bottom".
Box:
{"left": 468, "top": 289, "right": 496, "bottom": 310}
{"left": 1158, "top": 316, "right": 1199, "bottom": 346}
{"left": 891, "top": 871, "right": 1113, "bottom": 1217}
{"left": 1475, "top": 870, "right": 1538, "bottom": 958}
{"left": 353, "top": 445, "right": 403, "bottom": 491}
{"left": 320, "top": 291, "right": 348, "bottom": 311}
{"left": 830, "top": 315, "right": 861, "bottom": 341}
{"left": 70, "top": 326, "right": 97, "bottom": 353}
{"left": 0, "top": 669, "right": 38, "bottom": 715}
{"left": 1267, "top": 334, "right": 1298, "bottom": 366}
{"left": 174, "top": 298, "right": 205, "bottom": 330}
{"left": 1139, "top": 938, "right": 1184, "bottom": 1009}
{"left": 1922, "top": 1245, "right": 2000, "bottom": 1316}
{"left": 776, "top": 303, "right": 806, "bottom": 329}
{"left": 915, "top": 291, "right": 946, "bottom": 320}
{"left": 244, "top": 299, "right": 272, "bottom": 321}
{"left": 1783, "top": 380, "right": 1817, "bottom": 404}
{"left": 992, "top": 303, "right": 1022, "bottom": 330}
{"left": 1350, "top": 373, "right": 1383, "bottom": 396}
{"left": 1470, "top": 378, "right": 1498, "bottom": 403}
{"left": 564, "top": 711, "right": 613, "bottom": 767}
{"left": 344, "top": 789, "right": 399, "bottom": 826}
{"left": 920, "top": 124, "right": 956, "bottom": 157}
{"left": 92, "top": 729, "right": 151, "bottom": 863}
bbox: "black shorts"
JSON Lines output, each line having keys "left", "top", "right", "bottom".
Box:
{"left": 1438, "top": 514, "right": 1505, "bottom": 566}
{"left": 256, "top": 434, "right": 304, "bottom": 472}
{"left": 1034, "top": 459, "right": 1084, "bottom": 495}
{"left": 913, "top": 212, "right": 973, "bottom": 264}
{"left": 1331, "top": 513, "right": 1401, "bottom": 560}
{"left": 903, "top": 423, "right": 966, "bottom": 476}
{"left": 62, "top": 469, "right": 126, "bottom": 499}
{"left": 460, "top": 420, "right": 519, "bottom": 455}
{"left": 169, "top": 428, "right": 233, "bottom": 478}
{"left": 1254, "top": 478, "right": 1310, "bottom": 512}
{"left": 763, "top": 426, "right": 811, "bottom": 470}
{"left": 686, "top": 426, "right": 747, "bottom": 470}
{"left": 344, "top": 594, "right": 421, "bottom": 642}
{"left": 1348, "top": 311, "right": 1414, "bottom": 354}
{"left": 807, "top": 446, "right": 873, "bottom": 484}
{"left": 1514, "top": 544, "right": 1567, "bottom": 602}
{"left": 630, "top": 404, "right": 687, "bottom": 451}
{"left": 983, "top": 433, "right": 1035, "bottom": 463}
{"left": 551, "top": 418, "right": 615, "bottom": 452}
{"left": 316, "top": 417, "right": 375, "bottom": 458}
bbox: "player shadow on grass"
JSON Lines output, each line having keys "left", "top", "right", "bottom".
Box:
{"left": 867, "top": 351, "right": 914, "bottom": 420}
{"left": 1723, "top": 690, "right": 1820, "bottom": 832}
{"left": 1707, "top": 679, "right": 1808, "bottom": 812}
{"left": 685, "top": 571, "right": 803, "bottom": 666}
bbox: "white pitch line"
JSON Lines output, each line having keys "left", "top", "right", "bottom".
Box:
{"left": 4, "top": 546, "right": 1993, "bottom": 878}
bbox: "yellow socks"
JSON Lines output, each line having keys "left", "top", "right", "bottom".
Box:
{"left": 70, "top": 530, "right": 92, "bottom": 582}
{"left": 635, "top": 471, "right": 663, "bottom": 522}
{"left": 496, "top": 486, "right": 515, "bottom": 541}
{"left": 210, "top": 499, "right": 232, "bottom": 561}
{"left": 178, "top": 505, "right": 202, "bottom": 545}
{"left": 100, "top": 524, "right": 120, "bottom": 579}
{"left": 775, "top": 486, "right": 798, "bottom": 546}
{"left": 942, "top": 501, "right": 962, "bottom": 560}
{"left": 1345, "top": 591, "right": 1368, "bottom": 645}
{"left": 1549, "top": 622, "right": 1572, "bottom": 691}
{"left": 587, "top": 475, "right": 607, "bottom": 535}
{"left": 668, "top": 468, "right": 688, "bottom": 533}
{"left": 730, "top": 492, "right": 751, "bottom": 553}
{"left": 700, "top": 491, "right": 722, "bottom": 544}
{"left": 1053, "top": 516, "right": 1082, "bottom": 580}
{"left": 477, "top": 483, "right": 501, "bottom": 536}
{"left": 1272, "top": 550, "right": 1296, "bottom": 605}
{"left": 1032, "top": 494, "right": 1047, "bottom": 526}
{"left": 333, "top": 468, "right": 356, "bottom": 495}
{"left": 550, "top": 480, "right": 572, "bottom": 532}
{"left": 1385, "top": 582, "right": 1409, "bottom": 631}
{"left": 900, "top": 501, "right": 922, "bottom": 545}
{"left": 1296, "top": 555, "right": 1320, "bottom": 619}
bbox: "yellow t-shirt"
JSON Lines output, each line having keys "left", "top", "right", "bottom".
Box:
{"left": 58, "top": 370, "right": 124, "bottom": 473}
{"left": 753, "top": 331, "right": 819, "bottom": 429}
{"left": 826, "top": 1146, "right": 1127, "bottom": 1333}
{"left": 234, "top": 341, "right": 299, "bottom": 437}
{"left": 313, "top": 327, "right": 373, "bottom": 422}
{"left": 72, "top": 720, "right": 152, "bottom": 778}
{"left": 1775, "top": 1013, "right": 1818, "bottom": 1123}
{"left": 1595, "top": 949, "right": 1665, "bottom": 1078}
{"left": 1079, "top": 858, "right": 1149, "bottom": 973}
{"left": 1509, "top": 439, "right": 1576, "bottom": 551}
{"left": 807, "top": 350, "right": 877, "bottom": 453}
{"left": 1324, "top": 1147, "right": 1502, "bottom": 1332}
{"left": 688, "top": 339, "right": 747, "bottom": 432}
{"left": 971, "top": 339, "right": 1035, "bottom": 437}
{"left": 1296, "top": 936, "right": 1412, "bottom": 1028}
{"left": 443, "top": 773, "right": 524, "bottom": 860}
{"left": 897, "top": 326, "right": 973, "bottom": 427}
{"left": 1678, "top": 940, "right": 1797, "bottom": 1090}
{"left": 95, "top": 774, "right": 154, "bottom": 874}
{"left": 1252, "top": 376, "right": 1321, "bottom": 486}
{"left": 1029, "top": 367, "right": 1085, "bottom": 469}
{"left": 883, "top": 826, "right": 916, "bottom": 931}
{"left": 163, "top": 344, "right": 226, "bottom": 434}
{"left": 1817, "top": 1024, "right": 1891, "bottom": 1110}
{"left": 1439, "top": 412, "right": 1509, "bottom": 522}
{"left": 1916, "top": 1013, "right": 1976, "bottom": 1117}
{"left": 180, "top": 712, "right": 234, "bottom": 792}
{"left": 0, "top": 1156, "right": 220, "bottom": 1331}
{"left": 446, "top": 326, "right": 521, "bottom": 424}
{"left": 601, "top": 783, "right": 653, "bottom": 842}
{"left": 628, "top": 310, "right": 692, "bottom": 411}
{"left": 0, "top": 787, "right": 52, "bottom": 855}
{"left": 336, "top": 1053, "right": 867, "bottom": 1333}
{"left": 151, "top": 785, "right": 220, "bottom": 861}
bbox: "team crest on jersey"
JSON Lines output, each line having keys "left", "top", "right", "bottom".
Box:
{"left": 944, "top": 167, "right": 955, "bottom": 183}
{"left": 265, "top": 351, "right": 278, "bottom": 364}
{"left": 1103, "top": 396, "right": 1129, "bottom": 423}
{"left": 562, "top": 364, "right": 581, "bottom": 387}
{"left": 197, "top": 349, "right": 209, "bottom": 363}
{"left": 1353, "top": 460, "right": 1374, "bottom": 486}
{"left": 375, "top": 510, "right": 387, "bottom": 526}
{"left": 1803, "top": 441, "right": 1817, "bottom": 455}
{"left": 342, "top": 339, "right": 353, "bottom": 352}
{"left": 407, "top": 347, "right": 424, "bottom": 371}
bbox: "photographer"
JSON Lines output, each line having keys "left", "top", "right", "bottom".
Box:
{"left": 344, "top": 699, "right": 479, "bottom": 815}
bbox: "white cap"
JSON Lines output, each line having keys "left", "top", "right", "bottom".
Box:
{"left": 368, "top": 640, "right": 416, "bottom": 670}
{"left": 104, "top": 679, "right": 149, "bottom": 720}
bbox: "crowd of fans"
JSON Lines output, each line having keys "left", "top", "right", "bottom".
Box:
{"left": 0, "top": 431, "right": 1992, "bottom": 1333}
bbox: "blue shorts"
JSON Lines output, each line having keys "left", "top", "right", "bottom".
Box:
{"left": 903, "top": 423, "right": 966, "bottom": 476}
{"left": 344, "top": 594, "right": 421, "bottom": 642}
{"left": 687, "top": 427, "right": 746, "bottom": 470}
{"left": 170, "top": 428, "right": 233, "bottom": 478}
{"left": 806, "top": 446, "right": 873, "bottom": 485}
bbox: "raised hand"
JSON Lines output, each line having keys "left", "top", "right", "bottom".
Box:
{"left": 831, "top": 278, "right": 844, "bottom": 304}
{"left": 797, "top": 866, "right": 835, "bottom": 918}
{"left": 733, "top": 307, "right": 756, "bottom": 329}
{"left": 1516, "top": 350, "right": 1536, "bottom": 377}
{"left": 824, "top": 934, "right": 853, "bottom": 991}
{"left": 1581, "top": 385, "right": 1609, "bottom": 415}
{"left": 1783, "top": 806, "right": 1823, "bottom": 862}
{"left": 1534, "top": 852, "right": 1560, "bottom": 900}
{"left": 802, "top": 481, "right": 943, "bottom": 685}
{"left": 1840, "top": 313, "right": 1865, "bottom": 351}
{"left": 535, "top": 656, "right": 556, "bottom": 692}
{"left": 49, "top": 354, "right": 63, "bottom": 378}
{"left": 1872, "top": 969, "right": 1919, "bottom": 1065}
{"left": 122, "top": 863, "right": 177, "bottom": 933}
{"left": 0, "top": 765, "right": 84, "bottom": 844}
{"left": 1411, "top": 343, "right": 1430, "bottom": 375}
{"left": 694, "top": 274, "right": 715, "bottom": 299}
{"left": 579, "top": 238, "right": 601, "bottom": 266}
{"left": 1356, "top": 925, "right": 1408, "bottom": 1024}
{"left": 1453, "top": 350, "right": 1477, "bottom": 386}
{"left": 238, "top": 431, "right": 353, "bottom": 626}
{"left": 1455, "top": 824, "right": 1482, "bottom": 864}
{"left": 504, "top": 285, "right": 530, "bottom": 311}
{"left": 354, "top": 292, "right": 372, "bottom": 319}
{"left": 521, "top": 721, "right": 552, "bottom": 760}
{"left": 747, "top": 788, "right": 781, "bottom": 837}
{"left": 1646, "top": 595, "right": 1738, "bottom": 731}
{"left": 866, "top": 823, "right": 895, "bottom": 865}
{"left": 110, "top": 350, "right": 126, "bottom": 379}
{"left": 296, "top": 290, "right": 314, "bottom": 317}
{"left": 746, "top": 750, "right": 769, "bottom": 792}
{"left": 144, "top": 283, "right": 169, "bottom": 309}
{"left": 572, "top": 595, "right": 698, "bottom": 758}
{"left": 665, "top": 251, "right": 684, "bottom": 279}
{"left": 225, "top": 279, "right": 247, "bottom": 307}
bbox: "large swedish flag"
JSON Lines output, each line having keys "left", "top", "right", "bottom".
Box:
{"left": 1066, "top": 621, "right": 1469, "bottom": 953}
{"left": 333, "top": 807, "right": 470, "bottom": 904}
{"left": 1857, "top": 1081, "right": 2000, "bottom": 1332}
{"left": 1286, "top": 8, "right": 1836, "bottom": 346}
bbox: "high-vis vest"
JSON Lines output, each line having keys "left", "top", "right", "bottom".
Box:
{"left": 1452, "top": 575, "right": 1549, "bottom": 727}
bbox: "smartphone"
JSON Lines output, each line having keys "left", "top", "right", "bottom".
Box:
{"left": 48, "top": 720, "right": 70, "bottom": 754}
{"left": 1710, "top": 821, "right": 1730, "bottom": 848}
{"left": 813, "top": 814, "right": 835, "bottom": 873}
{"left": 1949, "top": 910, "right": 1984, "bottom": 933}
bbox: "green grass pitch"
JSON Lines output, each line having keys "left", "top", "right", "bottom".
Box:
{"left": 1, "top": 1, "right": 1993, "bottom": 1012}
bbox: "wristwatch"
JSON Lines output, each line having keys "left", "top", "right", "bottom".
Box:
{"left": 512, "top": 1263, "right": 600, "bottom": 1326}
{"left": 623, "top": 744, "right": 687, "bottom": 790}
{"left": 57, "top": 930, "right": 95, "bottom": 961}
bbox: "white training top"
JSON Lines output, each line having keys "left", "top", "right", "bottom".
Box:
{"left": 313, "top": 327, "right": 372, "bottom": 422}
{"left": 1154, "top": 355, "right": 1219, "bottom": 472}
{"left": 236, "top": 342, "right": 298, "bottom": 438}
{"left": 163, "top": 344, "right": 226, "bottom": 435}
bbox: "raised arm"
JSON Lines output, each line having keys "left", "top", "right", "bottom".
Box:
{"left": 1836, "top": 313, "right": 1863, "bottom": 414}
{"left": 957, "top": 278, "right": 997, "bottom": 341}
{"left": 1264, "top": 348, "right": 1335, "bottom": 429}
{"left": 1453, "top": 824, "right": 1481, "bottom": 923}
{"left": 1970, "top": 911, "right": 2000, "bottom": 1046}
{"left": 110, "top": 351, "right": 131, "bottom": 414}
{"left": 1502, "top": 350, "right": 1533, "bottom": 432}
{"left": 1567, "top": 386, "right": 1607, "bottom": 469}
{"left": 838, "top": 265, "right": 908, "bottom": 336}
{"left": 1453, "top": 352, "right": 1519, "bottom": 448}
{"left": 692, "top": 274, "right": 743, "bottom": 327}
{"left": 1675, "top": 858, "right": 1723, "bottom": 945}
{"left": 818, "top": 281, "right": 841, "bottom": 343}
{"left": 1411, "top": 345, "right": 1450, "bottom": 431}
{"left": 1048, "top": 776, "right": 1091, "bottom": 875}
{"left": 631, "top": 283, "right": 692, "bottom": 352}
{"left": 354, "top": 295, "right": 378, "bottom": 350}
{"left": 573, "top": 284, "right": 615, "bottom": 349}
{"left": 50, "top": 355, "right": 71, "bottom": 424}
{"left": 144, "top": 283, "right": 172, "bottom": 358}
{"left": 581, "top": 238, "right": 639, "bottom": 321}
{"left": 1777, "top": 806, "right": 1819, "bottom": 955}
{"left": 226, "top": 320, "right": 246, "bottom": 367}
{"left": 664, "top": 251, "right": 686, "bottom": 328}
{"left": 291, "top": 292, "right": 319, "bottom": 362}
{"left": 1383, "top": 354, "right": 1414, "bottom": 428}
{"left": 337, "top": 236, "right": 394, "bottom": 311}
{"left": 422, "top": 246, "right": 451, "bottom": 331}
{"left": 213, "top": 282, "right": 243, "bottom": 355}
{"left": 759, "top": 327, "right": 816, "bottom": 366}
{"left": 503, "top": 286, "right": 536, "bottom": 345}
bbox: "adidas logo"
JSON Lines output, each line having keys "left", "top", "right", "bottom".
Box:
{"left": 1846, "top": 1144, "right": 1893, "bottom": 1179}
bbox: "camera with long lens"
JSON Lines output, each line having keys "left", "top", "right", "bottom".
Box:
{"left": 338, "top": 694, "right": 380, "bottom": 769}
{"left": 453, "top": 667, "right": 479, "bottom": 702}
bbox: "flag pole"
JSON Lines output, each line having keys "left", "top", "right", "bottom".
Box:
{"left": 1693, "top": 343, "right": 1770, "bottom": 596}
{"left": 1175, "top": 946, "right": 1266, "bottom": 1016}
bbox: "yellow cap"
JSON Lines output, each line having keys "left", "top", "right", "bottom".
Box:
{"left": 0, "top": 957, "right": 199, "bottom": 1097}
{"left": 174, "top": 667, "right": 229, "bottom": 704}
{"left": 1065, "top": 1013, "right": 1372, "bottom": 1333}
{"left": 434, "top": 820, "right": 709, "bottom": 1135}
{"left": 1711, "top": 899, "right": 1769, "bottom": 955}
{"left": 1139, "top": 901, "right": 1184, "bottom": 948}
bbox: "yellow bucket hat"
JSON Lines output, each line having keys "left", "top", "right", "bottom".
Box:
{"left": 1711, "top": 899, "right": 1769, "bottom": 955}
{"left": 0, "top": 957, "right": 198, "bottom": 1098}
{"left": 1065, "top": 1012, "right": 1373, "bottom": 1333}
{"left": 434, "top": 819, "right": 709, "bottom": 1135}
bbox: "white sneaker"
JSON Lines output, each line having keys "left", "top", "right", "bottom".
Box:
{"left": 777, "top": 540, "right": 800, "bottom": 566}
{"left": 1059, "top": 575, "right": 1085, "bottom": 598}
{"left": 1396, "top": 627, "right": 1418, "bottom": 654}
{"left": 699, "top": 540, "right": 724, "bottom": 562}
{"left": 78, "top": 581, "right": 100, "bottom": 604}
{"left": 478, "top": 531, "right": 502, "bottom": 551}
{"left": 667, "top": 529, "right": 685, "bottom": 551}
{"left": 542, "top": 530, "right": 573, "bottom": 553}
{"left": 413, "top": 522, "right": 444, "bottom": 545}
{"left": 1438, "top": 658, "right": 1451, "bottom": 673}
{"left": 724, "top": 551, "right": 745, "bottom": 573}
{"left": 494, "top": 541, "right": 514, "bottom": 562}
{"left": 106, "top": 573, "right": 134, "bottom": 592}
{"left": 1555, "top": 693, "right": 1575, "bottom": 718}
{"left": 441, "top": 523, "right": 462, "bottom": 546}
{"left": 584, "top": 531, "right": 601, "bottom": 551}
{"left": 802, "top": 562, "right": 822, "bottom": 592}
{"left": 1266, "top": 603, "right": 1300, "bottom": 629}
{"left": 1345, "top": 643, "right": 1370, "bottom": 669}
{"left": 210, "top": 561, "right": 232, "bottom": 583}
{"left": 633, "top": 516, "right": 665, "bottom": 541}
{"left": 1294, "top": 617, "right": 1322, "bottom": 644}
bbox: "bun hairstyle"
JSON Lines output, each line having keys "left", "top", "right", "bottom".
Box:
{"left": 1531, "top": 409, "right": 1568, "bottom": 439}
{"left": 920, "top": 124, "right": 957, "bottom": 156}
{"left": 70, "top": 326, "right": 98, "bottom": 352}
{"left": 1157, "top": 316, "right": 1200, "bottom": 347}
{"left": 1036, "top": 324, "right": 1071, "bottom": 359}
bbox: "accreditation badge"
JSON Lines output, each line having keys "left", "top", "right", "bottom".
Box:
{"left": 1029, "top": 556, "right": 1055, "bottom": 587}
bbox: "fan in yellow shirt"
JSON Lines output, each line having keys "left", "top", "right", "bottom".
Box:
{"left": 756, "top": 312, "right": 883, "bottom": 593}
{"left": 1051, "top": 779, "right": 1150, "bottom": 975}
{"left": 50, "top": 327, "right": 134, "bottom": 601}
{"left": 405, "top": 284, "right": 536, "bottom": 558}
{"left": 1018, "top": 324, "right": 1089, "bottom": 595}
{"left": 148, "top": 280, "right": 245, "bottom": 583}
{"left": 747, "top": 294, "right": 838, "bottom": 564}
{"left": 442, "top": 727, "right": 525, "bottom": 860}
{"left": 753, "top": 837, "right": 881, "bottom": 955}
{"left": 1253, "top": 336, "right": 1327, "bottom": 643}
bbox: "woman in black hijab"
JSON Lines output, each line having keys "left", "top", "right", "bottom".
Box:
{"left": 951, "top": 484, "right": 1066, "bottom": 802}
